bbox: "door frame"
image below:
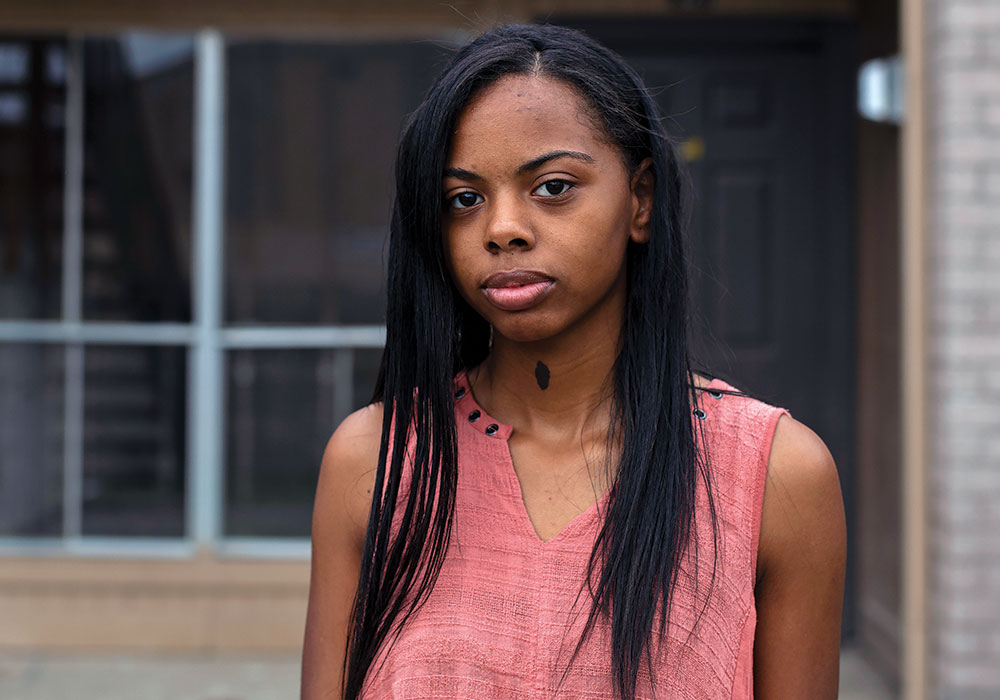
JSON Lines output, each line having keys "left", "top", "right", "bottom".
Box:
{"left": 900, "top": 0, "right": 928, "bottom": 697}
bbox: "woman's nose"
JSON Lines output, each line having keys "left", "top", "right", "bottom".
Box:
{"left": 483, "top": 194, "right": 535, "bottom": 253}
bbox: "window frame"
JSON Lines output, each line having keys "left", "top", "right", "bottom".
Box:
{"left": 0, "top": 31, "right": 384, "bottom": 559}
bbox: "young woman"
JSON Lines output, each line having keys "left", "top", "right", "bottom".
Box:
{"left": 302, "top": 24, "right": 845, "bottom": 700}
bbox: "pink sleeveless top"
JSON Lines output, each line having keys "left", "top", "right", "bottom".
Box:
{"left": 362, "top": 374, "right": 789, "bottom": 699}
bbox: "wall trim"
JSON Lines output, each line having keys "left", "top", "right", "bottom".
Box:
{"left": 0, "top": 555, "right": 309, "bottom": 651}
{"left": 0, "top": 0, "right": 853, "bottom": 35}
{"left": 900, "top": 0, "right": 928, "bottom": 698}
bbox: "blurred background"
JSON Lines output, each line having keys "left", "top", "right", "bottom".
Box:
{"left": 0, "top": 1, "right": 996, "bottom": 699}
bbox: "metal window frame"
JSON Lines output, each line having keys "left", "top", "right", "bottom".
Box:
{"left": 188, "top": 29, "right": 226, "bottom": 550}
{"left": 0, "top": 30, "right": 385, "bottom": 560}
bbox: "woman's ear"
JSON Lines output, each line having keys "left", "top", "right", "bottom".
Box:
{"left": 629, "top": 157, "right": 654, "bottom": 244}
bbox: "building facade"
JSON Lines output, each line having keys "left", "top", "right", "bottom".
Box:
{"left": 0, "top": 1, "right": 997, "bottom": 698}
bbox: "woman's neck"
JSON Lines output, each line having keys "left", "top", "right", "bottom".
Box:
{"left": 469, "top": 320, "right": 620, "bottom": 444}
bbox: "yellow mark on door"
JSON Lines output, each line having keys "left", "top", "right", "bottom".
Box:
{"left": 680, "top": 136, "right": 705, "bottom": 163}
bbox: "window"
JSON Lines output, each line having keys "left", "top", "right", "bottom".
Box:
{"left": 0, "top": 31, "right": 453, "bottom": 554}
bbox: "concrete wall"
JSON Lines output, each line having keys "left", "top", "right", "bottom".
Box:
{"left": 926, "top": 1, "right": 1000, "bottom": 697}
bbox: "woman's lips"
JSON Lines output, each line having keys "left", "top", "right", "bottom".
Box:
{"left": 481, "top": 270, "right": 555, "bottom": 311}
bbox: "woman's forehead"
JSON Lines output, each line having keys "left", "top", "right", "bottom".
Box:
{"left": 447, "top": 74, "right": 611, "bottom": 171}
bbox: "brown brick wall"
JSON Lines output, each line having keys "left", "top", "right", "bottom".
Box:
{"left": 927, "top": 0, "right": 1000, "bottom": 697}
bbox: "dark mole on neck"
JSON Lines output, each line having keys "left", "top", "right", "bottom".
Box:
{"left": 534, "top": 361, "right": 550, "bottom": 390}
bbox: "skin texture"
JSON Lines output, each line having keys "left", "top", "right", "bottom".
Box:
{"left": 301, "top": 74, "right": 846, "bottom": 699}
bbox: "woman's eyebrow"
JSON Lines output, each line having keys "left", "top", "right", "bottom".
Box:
{"left": 443, "top": 150, "right": 595, "bottom": 183}
{"left": 443, "top": 167, "right": 483, "bottom": 182}
{"left": 516, "top": 150, "right": 594, "bottom": 174}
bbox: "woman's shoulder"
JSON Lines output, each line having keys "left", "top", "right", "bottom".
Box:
{"left": 752, "top": 412, "right": 846, "bottom": 695}
{"left": 326, "top": 402, "right": 384, "bottom": 460}
{"left": 303, "top": 404, "right": 384, "bottom": 699}
{"left": 761, "top": 413, "right": 843, "bottom": 542}
{"left": 323, "top": 402, "right": 384, "bottom": 483}
{"left": 314, "top": 403, "right": 384, "bottom": 547}
{"left": 757, "top": 410, "right": 846, "bottom": 586}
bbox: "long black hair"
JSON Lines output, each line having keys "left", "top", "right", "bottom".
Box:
{"left": 346, "top": 23, "right": 717, "bottom": 699}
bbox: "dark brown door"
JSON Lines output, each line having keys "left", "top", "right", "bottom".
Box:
{"left": 635, "top": 52, "right": 822, "bottom": 398}
{"left": 565, "top": 18, "right": 857, "bottom": 635}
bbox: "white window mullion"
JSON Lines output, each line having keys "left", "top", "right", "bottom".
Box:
{"left": 188, "top": 30, "right": 226, "bottom": 548}
{"left": 61, "top": 38, "right": 84, "bottom": 539}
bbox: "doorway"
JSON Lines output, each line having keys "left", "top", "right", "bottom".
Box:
{"left": 562, "top": 16, "right": 859, "bottom": 636}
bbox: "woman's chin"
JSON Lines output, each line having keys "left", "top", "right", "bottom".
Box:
{"left": 490, "top": 316, "right": 565, "bottom": 345}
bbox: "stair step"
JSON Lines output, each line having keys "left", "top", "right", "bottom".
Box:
{"left": 83, "top": 453, "right": 178, "bottom": 475}
{"left": 84, "top": 347, "right": 150, "bottom": 374}
{"left": 83, "top": 231, "right": 118, "bottom": 264}
{"left": 84, "top": 386, "right": 157, "bottom": 410}
{"left": 83, "top": 191, "right": 107, "bottom": 220}
{"left": 84, "top": 420, "right": 168, "bottom": 443}
{"left": 82, "top": 272, "right": 126, "bottom": 302}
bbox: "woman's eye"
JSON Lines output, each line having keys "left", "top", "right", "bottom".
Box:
{"left": 449, "top": 192, "right": 484, "bottom": 209}
{"left": 533, "top": 180, "right": 573, "bottom": 197}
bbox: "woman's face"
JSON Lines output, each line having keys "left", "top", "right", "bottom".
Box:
{"left": 442, "top": 74, "right": 651, "bottom": 345}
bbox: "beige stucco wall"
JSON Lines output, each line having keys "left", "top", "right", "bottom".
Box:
{"left": 0, "top": 556, "right": 309, "bottom": 651}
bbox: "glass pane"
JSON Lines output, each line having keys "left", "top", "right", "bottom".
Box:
{"left": 224, "top": 40, "right": 452, "bottom": 325}
{"left": 0, "top": 38, "right": 66, "bottom": 320}
{"left": 225, "top": 347, "right": 382, "bottom": 536}
{"left": 0, "top": 344, "right": 63, "bottom": 535}
{"left": 82, "top": 34, "right": 193, "bottom": 322}
{"left": 82, "top": 345, "right": 186, "bottom": 536}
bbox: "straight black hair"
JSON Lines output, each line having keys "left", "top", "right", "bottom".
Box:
{"left": 345, "top": 23, "right": 718, "bottom": 700}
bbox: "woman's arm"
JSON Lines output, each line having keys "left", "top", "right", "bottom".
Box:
{"left": 753, "top": 414, "right": 847, "bottom": 699}
{"left": 301, "top": 404, "right": 382, "bottom": 700}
